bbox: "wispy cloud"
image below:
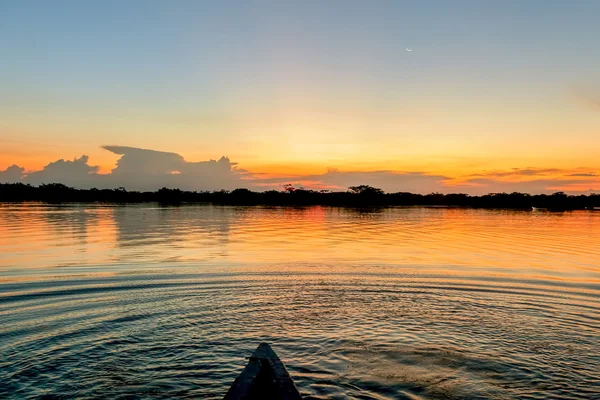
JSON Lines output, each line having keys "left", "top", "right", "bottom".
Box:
{"left": 463, "top": 167, "right": 599, "bottom": 180}
{"left": 468, "top": 168, "right": 562, "bottom": 178}
{"left": 452, "top": 178, "right": 600, "bottom": 195}
{"left": 249, "top": 169, "right": 450, "bottom": 193}
{"left": 568, "top": 172, "right": 598, "bottom": 177}
{"left": 571, "top": 86, "right": 600, "bottom": 111}
{"left": 450, "top": 167, "right": 600, "bottom": 194}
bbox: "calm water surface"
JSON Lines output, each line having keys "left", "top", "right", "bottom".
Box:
{"left": 1, "top": 204, "right": 599, "bottom": 399}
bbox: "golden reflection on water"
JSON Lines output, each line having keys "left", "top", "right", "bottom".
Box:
{"left": 0, "top": 204, "right": 599, "bottom": 284}
{"left": 1, "top": 204, "right": 600, "bottom": 399}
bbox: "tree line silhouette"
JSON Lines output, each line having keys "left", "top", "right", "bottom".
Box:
{"left": 0, "top": 183, "right": 599, "bottom": 210}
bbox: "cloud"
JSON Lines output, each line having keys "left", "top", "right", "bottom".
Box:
{"left": 1, "top": 146, "right": 246, "bottom": 191}
{"left": 0, "top": 165, "right": 25, "bottom": 183}
{"left": 24, "top": 156, "right": 99, "bottom": 188}
{"left": 250, "top": 169, "right": 450, "bottom": 193}
{"left": 568, "top": 173, "right": 598, "bottom": 177}
{"left": 104, "top": 146, "right": 186, "bottom": 176}
{"left": 468, "top": 168, "right": 562, "bottom": 178}
{"left": 450, "top": 166, "right": 600, "bottom": 194}
{"left": 571, "top": 86, "right": 600, "bottom": 111}
{"left": 2, "top": 146, "right": 599, "bottom": 194}
{"left": 452, "top": 177, "right": 600, "bottom": 195}
{"left": 101, "top": 146, "right": 245, "bottom": 191}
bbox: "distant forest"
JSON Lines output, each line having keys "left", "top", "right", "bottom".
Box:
{"left": 1, "top": 183, "right": 599, "bottom": 210}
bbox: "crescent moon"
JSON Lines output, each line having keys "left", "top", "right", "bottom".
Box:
{"left": 406, "top": 48, "right": 412, "bottom": 52}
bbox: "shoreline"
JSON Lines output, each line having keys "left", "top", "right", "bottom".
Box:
{"left": 1, "top": 183, "right": 598, "bottom": 210}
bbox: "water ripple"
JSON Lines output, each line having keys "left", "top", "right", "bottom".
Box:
{"left": 1, "top": 205, "right": 599, "bottom": 399}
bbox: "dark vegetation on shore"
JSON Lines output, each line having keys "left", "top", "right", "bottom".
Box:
{"left": 1, "top": 183, "right": 598, "bottom": 210}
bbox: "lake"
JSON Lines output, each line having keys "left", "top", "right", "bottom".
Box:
{"left": 1, "top": 204, "right": 599, "bottom": 399}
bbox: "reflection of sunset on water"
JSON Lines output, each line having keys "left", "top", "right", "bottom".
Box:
{"left": 1, "top": 205, "right": 599, "bottom": 284}
{"left": 1, "top": 204, "right": 599, "bottom": 399}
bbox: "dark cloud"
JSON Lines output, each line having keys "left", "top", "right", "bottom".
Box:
{"left": 2, "top": 146, "right": 599, "bottom": 194}
{"left": 458, "top": 168, "right": 600, "bottom": 193}
{"left": 568, "top": 173, "right": 598, "bottom": 177}
{"left": 469, "top": 168, "right": 561, "bottom": 178}
{"left": 101, "top": 146, "right": 244, "bottom": 191}
{"left": 1, "top": 147, "right": 245, "bottom": 191}
{"left": 0, "top": 165, "right": 25, "bottom": 183}
{"left": 251, "top": 169, "right": 450, "bottom": 193}
{"left": 104, "top": 146, "right": 186, "bottom": 176}
{"left": 24, "top": 156, "right": 99, "bottom": 188}
{"left": 454, "top": 178, "right": 600, "bottom": 195}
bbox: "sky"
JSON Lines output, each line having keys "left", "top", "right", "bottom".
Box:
{"left": 1, "top": 0, "right": 599, "bottom": 193}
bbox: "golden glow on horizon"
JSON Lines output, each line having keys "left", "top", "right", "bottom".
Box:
{"left": 3, "top": 148, "right": 600, "bottom": 192}
{"left": 2, "top": 83, "right": 600, "bottom": 190}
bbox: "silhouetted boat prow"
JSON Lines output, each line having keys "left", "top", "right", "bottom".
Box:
{"left": 224, "top": 343, "right": 303, "bottom": 400}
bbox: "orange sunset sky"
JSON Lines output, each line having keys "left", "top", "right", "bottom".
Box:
{"left": 1, "top": 2, "right": 599, "bottom": 193}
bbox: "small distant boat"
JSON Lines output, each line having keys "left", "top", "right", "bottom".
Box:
{"left": 588, "top": 207, "right": 600, "bottom": 211}
{"left": 531, "top": 207, "right": 548, "bottom": 211}
{"left": 224, "top": 343, "right": 303, "bottom": 400}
